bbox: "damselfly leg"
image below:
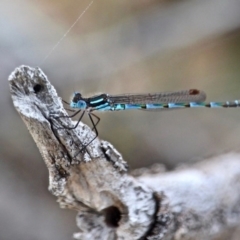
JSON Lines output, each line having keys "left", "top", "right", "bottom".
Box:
{"left": 62, "top": 99, "right": 76, "bottom": 113}
{"left": 56, "top": 99, "right": 101, "bottom": 154}
{"left": 75, "top": 112, "right": 100, "bottom": 155}
{"left": 68, "top": 111, "right": 100, "bottom": 157}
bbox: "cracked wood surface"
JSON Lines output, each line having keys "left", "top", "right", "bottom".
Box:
{"left": 8, "top": 65, "right": 157, "bottom": 240}
{"left": 9, "top": 65, "right": 240, "bottom": 240}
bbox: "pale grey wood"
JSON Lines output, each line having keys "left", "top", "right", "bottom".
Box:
{"left": 136, "top": 153, "right": 240, "bottom": 240}
{"left": 9, "top": 66, "right": 240, "bottom": 240}
{"left": 8, "top": 65, "right": 156, "bottom": 240}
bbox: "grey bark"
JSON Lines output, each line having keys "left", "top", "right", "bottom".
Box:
{"left": 9, "top": 65, "right": 240, "bottom": 240}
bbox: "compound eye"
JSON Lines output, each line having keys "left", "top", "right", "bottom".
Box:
{"left": 72, "top": 92, "right": 82, "bottom": 103}
{"left": 77, "top": 100, "right": 87, "bottom": 109}
{"left": 74, "top": 92, "right": 81, "bottom": 97}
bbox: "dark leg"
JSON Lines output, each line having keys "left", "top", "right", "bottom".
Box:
{"left": 61, "top": 99, "right": 75, "bottom": 112}
{"left": 76, "top": 112, "right": 100, "bottom": 156}
{"left": 62, "top": 99, "right": 70, "bottom": 105}
{"left": 65, "top": 108, "right": 76, "bottom": 113}
{"left": 88, "top": 113, "right": 99, "bottom": 141}
{"left": 54, "top": 109, "right": 82, "bottom": 129}
{"left": 58, "top": 109, "right": 82, "bottom": 119}
{"left": 59, "top": 110, "right": 86, "bottom": 130}
{"left": 90, "top": 112, "right": 100, "bottom": 130}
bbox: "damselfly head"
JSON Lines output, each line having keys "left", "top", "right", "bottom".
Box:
{"left": 72, "top": 92, "right": 83, "bottom": 103}
{"left": 70, "top": 92, "right": 87, "bottom": 109}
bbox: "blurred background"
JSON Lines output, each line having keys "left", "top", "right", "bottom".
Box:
{"left": 1, "top": 0, "right": 240, "bottom": 239}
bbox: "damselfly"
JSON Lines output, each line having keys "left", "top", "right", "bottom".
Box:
{"left": 61, "top": 89, "right": 240, "bottom": 151}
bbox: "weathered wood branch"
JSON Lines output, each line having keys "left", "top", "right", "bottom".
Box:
{"left": 9, "top": 65, "right": 240, "bottom": 240}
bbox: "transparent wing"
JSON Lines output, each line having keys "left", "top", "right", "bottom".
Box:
{"left": 108, "top": 89, "right": 206, "bottom": 105}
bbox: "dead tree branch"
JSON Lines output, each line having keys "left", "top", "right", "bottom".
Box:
{"left": 9, "top": 65, "right": 240, "bottom": 240}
